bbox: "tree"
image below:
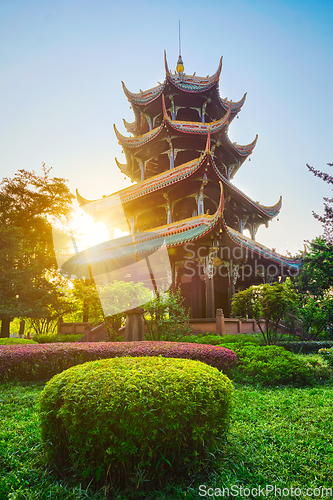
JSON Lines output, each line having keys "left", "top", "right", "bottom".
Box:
{"left": 307, "top": 162, "right": 333, "bottom": 243}
{"left": 294, "top": 237, "right": 333, "bottom": 297}
{"left": 296, "top": 292, "right": 333, "bottom": 340}
{"left": 0, "top": 165, "right": 74, "bottom": 337}
{"left": 231, "top": 280, "right": 298, "bottom": 345}
{"left": 144, "top": 288, "right": 192, "bottom": 341}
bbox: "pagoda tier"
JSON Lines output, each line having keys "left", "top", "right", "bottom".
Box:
{"left": 63, "top": 185, "right": 300, "bottom": 281}
{"left": 122, "top": 53, "right": 246, "bottom": 138}
{"left": 77, "top": 146, "right": 281, "bottom": 240}
{"left": 114, "top": 99, "right": 256, "bottom": 183}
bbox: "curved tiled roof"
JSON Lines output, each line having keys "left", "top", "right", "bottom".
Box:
{"left": 121, "top": 80, "right": 165, "bottom": 106}
{"left": 76, "top": 155, "right": 206, "bottom": 213}
{"left": 223, "top": 222, "right": 303, "bottom": 271}
{"left": 257, "top": 197, "right": 282, "bottom": 217}
{"left": 113, "top": 122, "right": 164, "bottom": 149}
{"left": 229, "top": 134, "right": 258, "bottom": 156}
{"left": 61, "top": 185, "right": 224, "bottom": 279}
{"left": 77, "top": 146, "right": 281, "bottom": 222}
{"left": 121, "top": 54, "right": 223, "bottom": 108}
{"left": 165, "top": 53, "right": 223, "bottom": 93}
{"left": 219, "top": 93, "right": 247, "bottom": 114}
{"left": 210, "top": 156, "right": 281, "bottom": 219}
{"left": 162, "top": 95, "right": 231, "bottom": 135}
{"left": 123, "top": 118, "right": 137, "bottom": 134}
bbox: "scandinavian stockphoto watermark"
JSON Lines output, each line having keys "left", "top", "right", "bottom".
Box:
{"left": 198, "top": 484, "right": 333, "bottom": 497}
{"left": 183, "top": 242, "right": 301, "bottom": 281}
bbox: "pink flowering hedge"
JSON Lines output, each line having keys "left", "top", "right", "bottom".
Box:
{"left": 0, "top": 341, "right": 237, "bottom": 382}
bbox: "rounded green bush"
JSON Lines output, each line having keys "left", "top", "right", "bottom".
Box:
{"left": 232, "top": 345, "right": 313, "bottom": 386}
{"left": 39, "top": 356, "right": 233, "bottom": 488}
{"left": 0, "top": 338, "right": 36, "bottom": 345}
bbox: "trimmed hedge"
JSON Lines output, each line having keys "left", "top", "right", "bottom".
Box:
{"left": 178, "top": 333, "right": 261, "bottom": 347}
{"left": 0, "top": 338, "right": 37, "bottom": 345}
{"left": 0, "top": 341, "right": 237, "bottom": 382}
{"left": 32, "top": 334, "right": 83, "bottom": 343}
{"left": 39, "top": 356, "right": 233, "bottom": 489}
{"left": 231, "top": 344, "right": 313, "bottom": 386}
{"left": 276, "top": 341, "right": 333, "bottom": 354}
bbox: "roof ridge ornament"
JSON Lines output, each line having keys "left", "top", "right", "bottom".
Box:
{"left": 205, "top": 128, "right": 211, "bottom": 153}
{"left": 176, "top": 19, "right": 184, "bottom": 77}
{"left": 164, "top": 50, "right": 170, "bottom": 75}
{"left": 162, "top": 94, "right": 168, "bottom": 121}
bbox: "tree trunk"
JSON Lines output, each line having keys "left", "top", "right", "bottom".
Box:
{"left": 0, "top": 318, "right": 11, "bottom": 338}
{"left": 83, "top": 278, "right": 90, "bottom": 322}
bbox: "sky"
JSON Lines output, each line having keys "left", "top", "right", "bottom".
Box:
{"left": 0, "top": 0, "right": 332, "bottom": 256}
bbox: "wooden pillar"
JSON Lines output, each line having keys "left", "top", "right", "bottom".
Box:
{"left": 205, "top": 259, "right": 215, "bottom": 318}
{"left": 84, "top": 323, "right": 92, "bottom": 342}
{"left": 216, "top": 309, "right": 225, "bottom": 336}
{"left": 57, "top": 318, "right": 63, "bottom": 334}
{"left": 238, "top": 320, "right": 242, "bottom": 334}
{"left": 191, "top": 274, "right": 202, "bottom": 319}
{"left": 229, "top": 281, "right": 235, "bottom": 317}
{"left": 202, "top": 102, "right": 207, "bottom": 123}
{"left": 124, "top": 307, "right": 145, "bottom": 341}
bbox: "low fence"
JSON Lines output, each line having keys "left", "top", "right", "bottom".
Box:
{"left": 58, "top": 309, "right": 261, "bottom": 342}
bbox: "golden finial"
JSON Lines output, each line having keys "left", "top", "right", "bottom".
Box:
{"left": 176, "top": 20, "right": 184, "bottom": 75}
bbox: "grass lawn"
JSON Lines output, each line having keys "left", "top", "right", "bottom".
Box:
{"left": 1, "top": 381, "right": 333, "bottom": 499}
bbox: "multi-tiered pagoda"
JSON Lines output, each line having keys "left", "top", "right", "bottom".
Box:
{"left": 64, "top": 52, "right": 302, "bottom": 318}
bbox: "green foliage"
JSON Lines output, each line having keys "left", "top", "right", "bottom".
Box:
{"left": 231, "top": 345, "right": 313, "bottom": 386}
{"left": 220, "top": 334, "right": 262, "bottom": 346}
{"left": 144, "top": 288, "right": 191, "bottom": 340}
{"left": 66, "top": 280, "right": 152, "bottom": 335}
{"left": 0, "top": 338, "right": 37, "bottom": 345}
{"left": 67, "top": 280, "right": 104, "bottom": 325}
{"left": 294, "top": 237, "right": 333, "bottom": 297}
{"left": 0, "top": 165, "right": 74, "bottom": 337}
{"left": 277, "top": 340, "right": 333, "bottom": 354}
{"left": 2, "top": 382, "right": 333, "bottom": 498}
{"left": 231, "top": 280, "right": 298, "bottom": 344}
{"left": 0, "top": 341, "right": 237, "bottom": 382}
{"left": 176, "top": 333, "right": 261, "bottom": 346}
{"left": 306, "top": 162, "right": 333, "bottom": 243}
{"left": 32, "top": 334, "right": 82, "bottom": 343}
{"left": 296, "top": 290, "right": 333, "bottom": 340}
{"left": 319, "top": 347, "right": 333, "bottom": 366}
{"left": 38, "top": 357, "right": 233, "bottom": 490}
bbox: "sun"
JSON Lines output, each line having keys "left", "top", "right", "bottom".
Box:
{"left": 70, "top": 209, "right": 110, "bottom": 251}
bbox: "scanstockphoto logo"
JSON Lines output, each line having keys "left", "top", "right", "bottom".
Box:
{"left": 198, "top": 484, "right": 333, "bottom": 497}
{"left": 183, "top": 243, "right": 301, "bottom": 280}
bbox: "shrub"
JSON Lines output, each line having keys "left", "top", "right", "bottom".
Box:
{"left": 0, "top": 338, "right": 36, "bottom": 345}
{"left": 232, "top": 280, "right": 298, "bottom": 345}
{"left": 277, "top": 341, "right": 333, "bottom": 354}
{"left": 220, "top": 334, "right": 262, "bottom": 346}
{"left": 319, "top": 347, "right": 333, "bottom": 366}
{"left": 231, "top": 345, "right": 313, "bottom": 386}
{"left": 0, "top": 341, "right": 238, "bottom": 382}
{"left": 176, "top": 333, "right": 261, "bottom": 346}
{"left": 144, "top": 288, "right": 191, "bottom": 340}
{"left": 39, "top": 356, "right": 233, "bottom": 489}
{"left": 32, "top": 334, "right": 83, "bottom": 343}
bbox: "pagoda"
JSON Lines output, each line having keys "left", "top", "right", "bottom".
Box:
{"left": 63, "top": 52, "right": 302, "bottom": 318}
